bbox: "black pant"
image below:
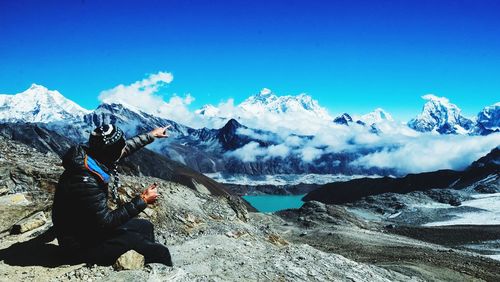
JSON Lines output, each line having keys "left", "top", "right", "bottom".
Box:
{"left": 83, "top": 219, "right": 173, "bottom": 266}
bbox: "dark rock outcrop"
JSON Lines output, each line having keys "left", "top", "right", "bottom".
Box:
{"left": 277, "top": 201, "right": 370, "bottom": 229}
{"left": 304, "top": 147, "right": 500, "bottom": 204}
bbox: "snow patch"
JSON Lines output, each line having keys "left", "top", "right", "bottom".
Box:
{"left": 204, "top": 173, "right": 377, "bottom": 186}
{"left": 424, "top": 193, "right": 500, "bottom": 226}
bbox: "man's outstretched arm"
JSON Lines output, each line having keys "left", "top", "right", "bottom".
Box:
{"left": 120, "top": 126, "right": 170, "bottom": 159}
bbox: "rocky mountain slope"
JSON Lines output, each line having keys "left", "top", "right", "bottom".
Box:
{"left": 300, "top": 144, "right": 500, "bottom": 270}
{"left": 0, "top": 123, "right": 242, "bottom": 203}
{"left": 0, "top": 136, "right": 437, "bottom": 281}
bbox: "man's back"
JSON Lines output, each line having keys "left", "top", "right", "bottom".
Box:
{"left": 52, "top": 145, "right": 112, "bottom": 248}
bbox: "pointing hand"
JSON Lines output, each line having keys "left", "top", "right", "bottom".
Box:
{"left": 150, "top": 125, "right": 171, "bottom": 138}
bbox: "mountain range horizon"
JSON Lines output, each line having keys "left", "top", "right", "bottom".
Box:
{"left": 2, "top": 82, "right": 498, "bottom": 129}
{"left": 1, "top": 81, "right": 499, "bottom": 177}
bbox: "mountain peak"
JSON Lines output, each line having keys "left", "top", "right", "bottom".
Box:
{"left": 21, "top": 84, "right": 62, "bottom": 98}
{"left": 333, "top": 113, "right": 353, "bottom": 125}
{"left": 195, "top": 104, "right": 220, "bottom": 117}
{"left": 259, "top": 88, "right": 272, "bottom": 96}
{"left": 475, "top": 102, "right": 500, "bottom": 135}
{"left": 195, "top": 90, "right": 332, "bottom": 124}
{"left": 216, "top": 118, "right": 248, "bottom": 150}
{"left": 357, "top": 108, "right": 394, "bottom": 125}
{"left": 0, "top": 85, "right": 90, "bottom": 123}
{"left": 26, "top": 83, "right": 49, "bottom": 92}
{"left": 408, "top": 94, "right": 473, "bottom": 134}
{"left": 239, "top": 91, "right": 331, "bottom": 120}
{"left": 223, "top": 118, "right": 243, "bottom": 129}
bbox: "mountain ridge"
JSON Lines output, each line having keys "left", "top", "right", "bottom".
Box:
{"left": 1, "top": 85, "right": 499, "bottom": 176}
{"left": 0, "top": 84, "right": 90, "bottom": 123}
{"left": 408, "top": 94, "right": 475, "bottom": 134}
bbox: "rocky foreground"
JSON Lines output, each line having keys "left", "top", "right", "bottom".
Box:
{"left": 1, "top": 137, "right": 499, "bottom": 281}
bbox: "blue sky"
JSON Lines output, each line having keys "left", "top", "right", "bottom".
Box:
{"left": 0, "top": 0, "right": 499, "bottom": 120}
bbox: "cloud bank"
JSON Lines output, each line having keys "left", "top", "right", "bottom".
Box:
{"left": 351, "top": 133, "right": 500, "bottom": 173}
{"left": 98, "top": 72, "right": 500, "bottom": 176}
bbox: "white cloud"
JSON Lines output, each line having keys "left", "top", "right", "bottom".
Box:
{"left": 215, "top": 99, "right": 500, "bottom": 173}
{"left": 225, "top": 114, "right": 499, "bottom": 174}
{"left": 224, "top": 141, "right": 291, "bottom": 162}
{"left": 98, "top": 71, "right": 201, "bottom": 126}
{"left": 99, "top": 71, "right": 173, "bottom": 107}
{"left": 422, "top": 94, "right": 449, "bottom": 104}
{"left": 350, "top": 133, "right": 500, "bottom": 174}
{"left": 266, "top": 144, "right": 290, "bottom": 159}
{"left": 284, "top": 135, "right": 303, "bottom": 147}
{"left": 225, "top": 142, "right": 266, "bottom": 162}
{"left": 236, "top": 127, "right": 277, "bottom": 142}
{"left": 301, "top": 146, "right": 324, "bottom": 162}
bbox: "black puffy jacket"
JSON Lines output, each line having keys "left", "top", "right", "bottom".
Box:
{"left": 52, "top": 133, "right": 155, "bottom": 249}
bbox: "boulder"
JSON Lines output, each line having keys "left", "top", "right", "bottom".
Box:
{"left": 0, "top": 193, "right": 33, "bottom": 233}
{"left": 0, "top": 187, "right": 8, "bottom": 196}
{"left": 0, "top": 193, "right": 30, "bottom": 206}
{"left": 113, "top": 250, "right": 145, "bottom": 271}
{"left": 11, "top": 211, "right": 47, "bottom": 234}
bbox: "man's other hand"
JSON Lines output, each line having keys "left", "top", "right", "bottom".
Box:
{"left": 141, "top": 183, "right": 159, "bottom": 204}
{"left": 151, "top": 125, "right": 171, "bottom": 138}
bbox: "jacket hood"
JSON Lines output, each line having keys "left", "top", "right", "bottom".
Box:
{"left": 62, "top": 145, "right": 87, "bottom": 171}
{"left": 62, "top": 145, "right": 110, "bottom": 174}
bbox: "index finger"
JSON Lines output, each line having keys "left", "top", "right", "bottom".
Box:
{"left": 164, "top": 125, "right": 172, "bottom": 129}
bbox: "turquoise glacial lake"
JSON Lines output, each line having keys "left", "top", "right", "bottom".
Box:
{"left": 242, "top": 194, "right": 306, "bottom": 213}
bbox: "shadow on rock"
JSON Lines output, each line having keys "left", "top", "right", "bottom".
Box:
{"left": 0, "top": 227, "right": 82, "bottom": 267}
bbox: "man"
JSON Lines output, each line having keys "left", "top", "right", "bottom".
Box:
{"left": 52, "top": 124, "right": 173, "bottom": 266}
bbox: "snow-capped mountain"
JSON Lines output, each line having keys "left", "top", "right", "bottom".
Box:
{"left": 197, "top": 88, "right": 332, "bottom": 121}
{"left": 333, "top": 113, "right": 354, "bottom": 125}
{"left": 475, "top": 102, "right": 500, "bottom": 135}
{"left": 239, "top": 88, "right": 332, "bottom": 119}
{"left": 1, "top": 84, "right": 498, "bottom": 177}
{"left": 0, "top": 84, "right": 90, "bottom": 123}
{"left": 194, "top": 104, "right": 220, "bottom": 117}
{"left": 357, "top": 108, "right": 394, "bottom": 125}
{"left": 408, "top": 94, "right": 474, "bottom": 134}
{"left": 333, "top": 109, "right": 396, "bottom": 135}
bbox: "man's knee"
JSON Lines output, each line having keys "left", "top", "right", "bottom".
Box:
{"left": 142, "top": 219, "right": 154, "bottom": 230}
{"left": 138, "top": 243, "right": 173, "bottom": 266}
{"left": 133, "top": 218, "right": 154, "bottom": 231}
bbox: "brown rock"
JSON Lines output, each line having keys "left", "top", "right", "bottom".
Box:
{"left": 11, "top": 211, "right": 47, "bottom": 234}
{"left": 0, "top": 193, "right": 30, "bottom": 206}
{"left": 0, "top": 187, "right": 8, "bottom": 196}
{"left": 113, "top": 250, "right": 145, "bottom": 271}
{"left": 268, "top": 234, "right": 289, "bottom": 246}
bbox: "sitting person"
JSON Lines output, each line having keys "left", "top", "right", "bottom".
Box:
{"left": 52, "top": 124, "right": 173, "bottom": 266}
